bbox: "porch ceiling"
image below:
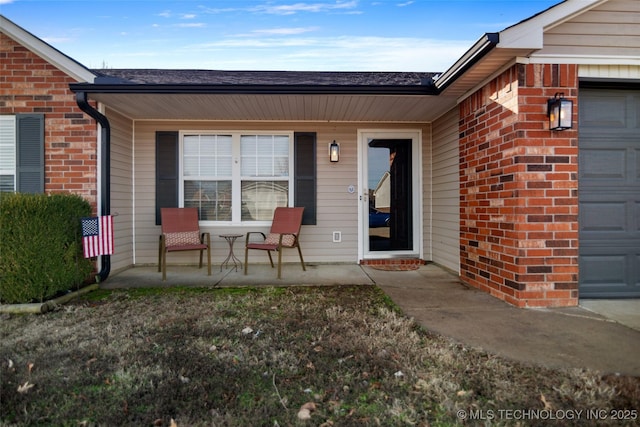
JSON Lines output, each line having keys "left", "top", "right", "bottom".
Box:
{"left": 88, "top": 92, "right": 455, "bottom": 122}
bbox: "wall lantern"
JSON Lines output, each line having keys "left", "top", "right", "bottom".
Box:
{"left": 329, "top": 140, "right": 340, "bottom": 162}
{"left": 547, "top": 92, "right": 573, "bottom": 131}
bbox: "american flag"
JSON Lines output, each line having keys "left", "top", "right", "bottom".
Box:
{"left": 81, "top": 215, "right": 114, "bottom": 258}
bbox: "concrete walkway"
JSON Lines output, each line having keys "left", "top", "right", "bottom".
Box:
{"left": 105, "top": 263, "right": 640, "bottom": 376}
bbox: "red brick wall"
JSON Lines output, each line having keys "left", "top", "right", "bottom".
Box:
{"left": 0, "top": 33, "right": 97, "bottom": 211}
{"left": 459, "top": 64, "right": 579, "bottom": 308}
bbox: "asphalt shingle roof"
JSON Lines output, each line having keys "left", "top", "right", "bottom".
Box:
{"left": 92, "top": 69, "right": 439, "bottom": 87}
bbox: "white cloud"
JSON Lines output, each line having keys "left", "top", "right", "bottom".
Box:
{"left": 250, "top": 27, "right": 319, "bottom": 36}
{"left": 174, "top": 23, "right": 206, "bottom": 28}
{"left": 182, "top": 35, "right": 471, "bottom": 71}
{"left": 199, "top": 1, "right": 360, "bottom": 16}
{"left": 250, "top": 1, "right": 359, "bottom": 15}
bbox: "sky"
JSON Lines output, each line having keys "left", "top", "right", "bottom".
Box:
{"left": 1, "top": 0, "right": 561, "bottom": 72}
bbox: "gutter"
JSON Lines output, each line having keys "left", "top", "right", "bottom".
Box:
{"left": 432, "top": 33, "right": 499, "bottom": 92}
{"left": 75, "top": 91, "right": 111, "bottom": 283}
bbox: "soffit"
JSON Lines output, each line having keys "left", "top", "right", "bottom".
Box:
{"left": 90, "top": 92, "right": 455, "bottom": 122}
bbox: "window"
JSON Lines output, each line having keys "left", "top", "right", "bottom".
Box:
{"left": 181, "top": 132, "right": 293, "bottom": 223}
{"left": 156, "top": 131, "right": 316, "bottom": 226}
{"left": 183, "top": 134, "right": 233, "bottom": 221}
{"left": 0, "top": 114, "right": 43, "bottom": 193}
{"left": 240, "top": 134, "right": 290, "bottom": 221}
{"left": 0, "top": 116, "right": 16, "bottom": 192}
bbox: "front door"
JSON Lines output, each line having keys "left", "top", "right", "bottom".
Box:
{"left": 359, "top": 130, "right": 421, "bottom": 260}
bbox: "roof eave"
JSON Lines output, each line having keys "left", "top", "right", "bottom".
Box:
{"left": 432, "top": 33, "right": 500, "bottom": 92}
{"left": 68, "top": 83, "right": 439, "bottom": 96}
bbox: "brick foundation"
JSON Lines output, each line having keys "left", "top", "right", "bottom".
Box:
{"left": 0, "top": 33, "right": 98, "bottom": 211}
{"left": 360, "top": 258, "right": 425, "bottom": 269}
{"left": 459, "top": 64, "right": 579, "bottom": 308}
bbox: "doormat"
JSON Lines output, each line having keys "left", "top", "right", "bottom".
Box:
{"left": 369, "top": 264, "right": 420, "bottom": 271}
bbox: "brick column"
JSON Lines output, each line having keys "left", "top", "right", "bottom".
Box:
{"left": 459, "top": 64, "right": 579, "bottom": 307}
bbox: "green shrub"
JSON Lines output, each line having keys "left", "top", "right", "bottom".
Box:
{"left": 0, "top": 193, "right": 95, "bottom": 304}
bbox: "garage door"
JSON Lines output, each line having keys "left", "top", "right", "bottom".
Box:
{"left": 579, "top": 88, "right": 640, "bottom": 298}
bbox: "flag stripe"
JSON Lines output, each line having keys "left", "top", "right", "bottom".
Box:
{"left": 82, "top": 215, "right": 114, "bottom": 258}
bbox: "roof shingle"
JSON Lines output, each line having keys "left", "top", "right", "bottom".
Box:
{"left": 93, "top": 69, "right": 439, "bottom": 87}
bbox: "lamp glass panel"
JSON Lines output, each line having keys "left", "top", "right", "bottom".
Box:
{"left": 330, "top": 143, "right": 339, "bottom": 162}
{"left": 559, "top": 99, "right": 572, "bottom": 129}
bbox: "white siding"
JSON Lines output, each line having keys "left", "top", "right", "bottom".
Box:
{"left": 539, "top": 0, "right": 640, "bottom": 58}
{"left": 579, "top": 64, "right": 640, "bottom": 79}
{"left": 131, "top": 121, "right": 430, "bottom": 266}
{"left": 431, "top": 109, "right": 460, "bottom": 273}
{"left": 107, "top": 107, "right": 134, "bottom": 272}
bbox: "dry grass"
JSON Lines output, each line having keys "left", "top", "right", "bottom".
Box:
{"left": 1, "top": 285, "right": 638, "bottom": 426}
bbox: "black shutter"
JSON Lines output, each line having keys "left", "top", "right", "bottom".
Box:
{"left": 156, "top": 131, "right": 179, "bottom": 225}
{"left": 294, "top": 132, "right": 316, "bottom": 225}
{"left": 16, "top": 114, "right": 44, "bottom": 193}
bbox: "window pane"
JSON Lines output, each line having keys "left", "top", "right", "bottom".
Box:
{"left": 241, "top": 134, "right": 289, "bottom": 177}
{"left": 184, "top": 134, "right": 232, "bottom": 177}
{"left": 241, "top": 181, "right": 288, "bottom": 221}
{"left": 184, "top": 180, "right": 232, "bottom": 221}
{"left": 0, "top": 175, "right": 15, "bottom": 193}
{"left": 0, "top": 116, "right": 16, "bottom": 173}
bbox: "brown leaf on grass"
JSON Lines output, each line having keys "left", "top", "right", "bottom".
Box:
{"left": 27, "top": 362, "right": 34, "bottom": 374}
{"left": 17, "top": 381, "right": 34, "bottom": 394}
{"left": 298, "top": 402, "right": 317, "bottom": 420}
{"left": 540, "top": 393, "right": 553, "bottom": 410}
{"left": 297, "top": 408, "right": 311, "bottom": 420}
{"left": 300, "top": 402, "right": 316, "bottom": 411}
{"left": 170, "top": 418, "right": 178, "bottom": 427}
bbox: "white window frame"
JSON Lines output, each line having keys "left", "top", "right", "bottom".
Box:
{"left": 179, "top": 130, "right": 294, "bottom": 225}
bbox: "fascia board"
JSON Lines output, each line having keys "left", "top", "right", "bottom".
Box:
{"left": 0, "top": 15, "right": 96, "bottom": 82}
{"left": 433, "top": 33, "right": 499, "bottom": 91}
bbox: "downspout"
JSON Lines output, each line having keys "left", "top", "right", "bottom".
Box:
{"left": 75, "top": 91, "right": 111, "bottom": 282}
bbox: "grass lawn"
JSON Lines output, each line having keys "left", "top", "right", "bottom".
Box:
{"left": 1, "top": 285, "right": 638, "bottom": 426}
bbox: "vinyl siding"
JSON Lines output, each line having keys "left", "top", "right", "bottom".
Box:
{"left": 107, "top": 107, "right": 134, "bottom": 272}
{"left": 421, "top": 126, "right": 433, "bottom": 262}
{"left": 539, "top": 0, "right": 640, "bottom": 57}
{"left": 431, "top": 109, "right": 460, "bottom": 273}
{"left": 579, "top": 64, "right": 640, "bottom": 79}
{"left": 130, "top": 120, "right": 430, "bottom": 266}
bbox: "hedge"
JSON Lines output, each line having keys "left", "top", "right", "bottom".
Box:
{"left": 0, "top": 193, "right": 95, "bottom": 304}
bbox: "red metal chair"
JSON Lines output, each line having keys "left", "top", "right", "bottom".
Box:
{"left": 158, "top": 207, "right": 211, "bottom": 280}
{"left": 244, "top": 207, "right": 306, "bottom": 279}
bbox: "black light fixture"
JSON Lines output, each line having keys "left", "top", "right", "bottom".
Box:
{"left": 547, "top": 92, "right": 573, "bottom": 131}
{"left": 329, "top": 140, "right": 339, "bottom": 162}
